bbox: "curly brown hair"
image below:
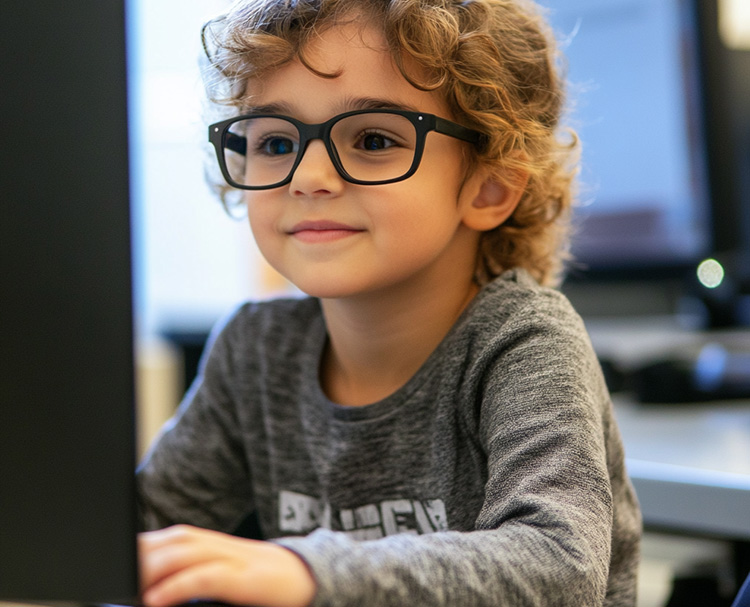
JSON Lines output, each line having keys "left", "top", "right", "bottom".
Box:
{"left": 201, "top": 0, "right": 578, "bottom": 287}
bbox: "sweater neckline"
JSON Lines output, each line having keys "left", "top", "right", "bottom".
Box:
{"left": 302, "top": 275, "right": 514, "bottom": 421}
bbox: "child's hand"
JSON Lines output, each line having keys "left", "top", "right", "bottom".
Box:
{"left": 139, "top": 525, "right": 316, "bottom": 607}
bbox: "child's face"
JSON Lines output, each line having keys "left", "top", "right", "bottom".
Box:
{"left": 243, "top": 21, "right": 487, "bottom": 300}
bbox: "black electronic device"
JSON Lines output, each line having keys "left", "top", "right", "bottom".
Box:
{"left": 629, "top": 342, "right": 750, "bottom": 403}
{"left": 539, "top": 0, "right": 750, "bottom": 327}
{"left": 0, "top": 0, "right": 140, "bottom": 604}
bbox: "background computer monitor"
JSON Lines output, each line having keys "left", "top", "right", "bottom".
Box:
{"left": 0, "top": 0, "right": 139, "bottom": 603}
{"left": 540, "top": 0, "right": 750, "bottom": 326}
{"left": 692, "top": 0, "right": 750, "bottom": 327}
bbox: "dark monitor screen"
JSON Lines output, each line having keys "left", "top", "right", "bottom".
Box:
{"left": 541, "top": 0, "right": 750, "bottom": 327}
{"left": 539, "top": 0, "right": 712, "bottom": 273}
{"left": 0, "top": 0, "right": 139, "bottom": 604}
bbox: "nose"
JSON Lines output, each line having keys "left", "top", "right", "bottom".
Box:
{"left": 289, "top": 139, "right": 344, "bottom": 198}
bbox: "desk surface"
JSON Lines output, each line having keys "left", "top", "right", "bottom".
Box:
{"left": 616, "top": 396, "right": 750, "bottom": 476}
{"left": 612, "top": 374, "right": 750, "bottom": 540}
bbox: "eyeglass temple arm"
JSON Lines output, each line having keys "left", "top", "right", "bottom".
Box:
{"left": 434, "top": 116, "right": 482, "bottom": 144}
{"left": 225, "top": 132, "right": 247, "bottom": 156}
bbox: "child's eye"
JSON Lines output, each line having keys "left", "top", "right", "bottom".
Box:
{"left": 257, "top": 136, "right": 298, "bottom": 156}
{"left": 357, "top": 131, "right": 399, "bottom": 151}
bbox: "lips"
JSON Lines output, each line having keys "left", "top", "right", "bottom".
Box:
{"left": 288, "top": 220, "right": 365, "bottom": 243}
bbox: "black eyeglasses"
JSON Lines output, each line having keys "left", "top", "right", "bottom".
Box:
{"left": 208, "top": 109, "right": 482, "bottom": 190}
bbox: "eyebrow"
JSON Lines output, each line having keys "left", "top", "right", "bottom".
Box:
{"left": 241, "top": 97, "right": 421, "bottom": 118}
{"left": 242, "top": 101, "right": 295, "bottom": 115}
{"left": 342, "top": 97, "right": 420, "bottom": 113}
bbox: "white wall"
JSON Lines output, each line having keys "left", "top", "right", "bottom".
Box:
{"left": 128, "top": 0, "right": 292, "bottom": 340}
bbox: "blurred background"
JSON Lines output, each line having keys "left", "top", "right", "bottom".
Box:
{"left": 128, "top": 0, "right": 750, "bottom": 344}
{"left": 126, "top": 1, "right": 750, "bottom": 605}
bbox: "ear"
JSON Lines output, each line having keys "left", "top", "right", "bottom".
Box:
{"left": 461, "top": 172, "right": 528, "bottom": 232}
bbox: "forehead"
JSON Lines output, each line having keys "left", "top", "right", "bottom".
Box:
{"left": 243, "top": 22, "right": 450, "bottom": 120}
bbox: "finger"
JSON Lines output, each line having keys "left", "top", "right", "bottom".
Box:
{"left": 140, "top": 529, "right": 228, "bottom": 590}
{"left": 142, "top": 560, "right": 233, "bottom": 607}
{"left": 140, "top": 543, "right": 198, "bottom": 589}
{"left": 139, "top": 524, "right": 207, "bottom": 551}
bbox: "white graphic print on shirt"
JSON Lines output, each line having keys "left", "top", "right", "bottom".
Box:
{"left": 279, "top": 490, "right": 449, "bottom": 539}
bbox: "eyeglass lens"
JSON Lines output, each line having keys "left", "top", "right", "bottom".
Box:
{"left": 223, "top": 112, "right": 419, "bottom": 187}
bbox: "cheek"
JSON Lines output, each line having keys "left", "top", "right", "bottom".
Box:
{"left": 245, "top": 197, "right": 280, "bottom": 255}
{"left": 370, "top": 186, "right": 463, "bottom": 252}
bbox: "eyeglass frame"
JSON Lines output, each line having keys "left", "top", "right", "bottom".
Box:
{"left": 207, "top": 108, "right": 483, "bottom": 190}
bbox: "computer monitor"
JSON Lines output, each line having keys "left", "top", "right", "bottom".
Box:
{"left": 692, "top": 0, "right": 750, "bottom": 327}
{"left": 0, "top": 0, "right": 139, "bottom": 604}
{"left": 543, "top": 0, "right": 712, "bottom": 271}
{"left": 541, "top": 0, "right": 750, "bottom": 326}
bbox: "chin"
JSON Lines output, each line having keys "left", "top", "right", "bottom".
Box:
{"left": 289, "top": 274, "right": 383, "bottom": 301}
{"left": 294, "top": 283, "right": 359, "bottom": 300}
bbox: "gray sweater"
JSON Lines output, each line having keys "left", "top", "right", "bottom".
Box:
{"left": 137, "top": 269, "right": 641, "bottom": 606}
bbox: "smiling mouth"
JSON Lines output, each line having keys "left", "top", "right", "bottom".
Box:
{"left": 288, "top": 221, "right": 365, "bottom": 243}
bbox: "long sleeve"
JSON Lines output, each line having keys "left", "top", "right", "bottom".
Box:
{"left": 137, "top": 310, "right": 257, "bottom": 533}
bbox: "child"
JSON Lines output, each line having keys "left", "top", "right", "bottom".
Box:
{"left": 137, "top": 1, "right": 641, "bottom": 606}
